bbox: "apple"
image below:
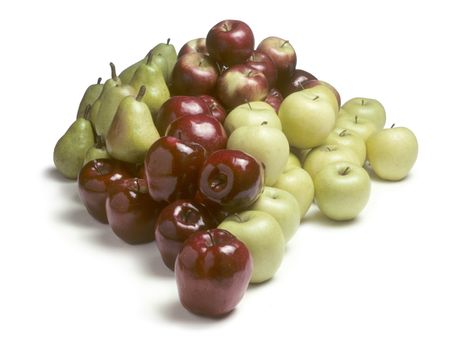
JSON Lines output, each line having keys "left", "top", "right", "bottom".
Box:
{"left": 216, "top": 63, "right": 269, "bottom": 109}
{"left": 314, "top": 161, "right": 371, "bottom": 221}
{"left": 335, "top": 115, "right": 377, "bottom": 141}
{"left": 285, "top": 152, "right": 302, "bottom": 171}
{"left": 224, "top": 101, "right": 281, "bottom": 135}
{"left": 250, "top": 186, "right": 300, "bottom": 242}
{"left": 273, "top": 167, "right": 314, "bottom": 219}
{"left": 264, "top": 88, "right": 283, "bottom": 113}
{"left": 165, "top": 114, "right": 228, "bottom": 154}
{"left": 175, "top": 228, "right": 252, "bottom": 317}
{"left": 227, "top": 123, "right": 290, "bottom": 186}
{"left": 206, "top": 19, "right": 255, "bottom": 67}
{"left": 303, "top": 144, "right": 361, "bottom": 178}
{"left": 106, "top": 178, "right": 163, "bottom": 244}
{"left": 218, "top": 210, "right": 284, "bottom": 283}
{"left": 245, "top": 50, "right": 277, "bottom": 88}
{"left": 342, "top": 97, "right": 386, "bottom": 130}
{"left": 366, "top": 126, "right": 418, "bottom": 181}
{"left": 324, "top": 128, "right": 367, "bottom": 165}
{"left": 278, "top": 90, "right": 336, "bottom": 149}
{"left": 171, "top": 52, "right": 219, "bottom": 96}
{"left": 257, "top": 36, "right": 297, "bottom": 82}
{"left": 302, "top": 80, "right": 341, "bottom": 110}
{"left": 177, "top": 38, "right": 208, "bottom": 58}
{"left": 291, "top": 147, "right": 311, "bottom": 165}
{"left": 278, "top": 69, "right": 317, "bottom": 96}
{"left": 198, "top": 95, "right": 227, "bottom": 124}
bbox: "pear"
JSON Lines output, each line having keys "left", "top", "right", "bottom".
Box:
{"left": 149, "top": 53, "right": 170, "bottom": 83}
{"left": 130, "top": 57, "right": 170, "bottom": 116}
{"left": 119, "top": 57, "right": 146, "bottom": 85}
{"left": 106, "top": 86, "right": 160, "bottom": 163}
{"left": 83, "top": 136, "right": 110, "bottom": 165}
{"left": 76, "top": 77, "right": 103, "bottom": 119}
{"left": 151, "top": 39, "right": 177, "bottom": 77}
{"left": 54, "top": 105, "right": 95, "bottom": 179}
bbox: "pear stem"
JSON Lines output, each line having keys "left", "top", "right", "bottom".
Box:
{"left": 136, "top": 86, "right": 146, "bottom": 102}
{"left": 166, "top": 38, "right": 171, "bottom": 45}
{"left": 110, "top": 62, "right": 118, "bottom": 81}
{"left": 97, "top": 77, "right": 102, "bottom": 84}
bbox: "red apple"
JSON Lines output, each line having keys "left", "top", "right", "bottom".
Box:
{"left": 178, "top": 38, "right": 208, "bottom": 58}
{"left": 171, "top": 52, "right": 219, "bottom": 96}
{"left": 206, "top": 19, "right": 254, "bottom": 67}
{"left": 198, "top": 95, "right": 227, "bottom": 124}
{"left": 144, "top": 136, "right": 207, "bottom": 203}
{"left": 264, "top": 88, "right": 284, "bottom": 113}
{"left": 257, "top": 36, "right": 297, "bottom": 82}
{"left": 278, "top": 69, "right": 317, "bottom": 96}
{"left": 198, "top": 149, "right": 264, "bottom": 210}
{"left": 165, "top": 114, "right": 228, "bottom": 154}
{"left": 217, "top": 63, "right": 269, "bottom": 109}
{"left": 78, "top": 159, "right": 132, "bottom": 223}
{"left": 155, "top": 199, "right": 213, "bottom": 270}
{"left": 106, "top": 178, "right": 163, "bottom": 244}
{"left": 246, "top": 50, "right": 277, "bottom": 88}
{"left": 302, "top": 79, "right": 341, "bottom": 108}
{"left": 175, "top": 228, "right": 252, "bottom": 317}
{"left": 156, "top": 96, "right": 211, "bottom": 135}
{"left": 194, "top": 191, "right": 234, "bottom": 226}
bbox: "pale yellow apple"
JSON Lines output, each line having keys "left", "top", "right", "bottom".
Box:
{"left": 306, "top": 83, "right": 339, "bottom": 115}
{"left": 335, "top": 115, "right": 377, "bottom": 141}
{"left": 284, "top": 152, "right": 302, "bottom": 171}
{"left": 324, "top": 128, "right": 366, "bottom": 165}
{"left": 342, "top": 97, "right": 386, "bottom": 130}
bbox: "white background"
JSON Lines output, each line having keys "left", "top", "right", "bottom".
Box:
{"left": 1, "top": 0, "right": 448, "bottom": 349}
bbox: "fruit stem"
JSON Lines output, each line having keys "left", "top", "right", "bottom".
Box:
{"left": 223, "top": 22, "right": 230, "bottom": 31}
{"left": 246, "top": 100, "right": 252, "bottom": 110}
{"left": 233, "top": 213, "right": 243, "bottom": 223}
{"left": 313, "top": 95, "right": 319, "bottom": 101}
{"left": 281, "top": 40, "right": 290, "bottom": 47}
{"left": 361, "top": 99, "right": 365, "bottom": 106}
{"left": 110, "top": 62, "right": 118, "bottom": 81}
{"left": 261, "top": 121, "right": 268, "bottom": 126}
{"left": 134, "top": 178, "right": 140, "bottom": 192}
{"left": 93, "top": 160, "right": 105, "bottom": 176}
{"left": 96, "top": 135, "right": 106, "bottom": 148}
{"left": 206, "top": 231, "right": 217, "bottom": 246}
{"left": 340, "top": 166, "right": 351, "bottom": 176}
{"left": 339, "top": 129, "right": 349, "bottom": 137}
{"left": 355, "top": 115, "right": 358, "bottom": 124}
{"left": 391, "top": 123, "right": 396, "bottom": 128}
{"left": 166, "top": 38, "right": 171, "bottom": 45}
{"left": 136, "top": 86, "right": 146, "bottom": 101}
{"left": 97, "top": 77, "right": 102, "bottom": 84}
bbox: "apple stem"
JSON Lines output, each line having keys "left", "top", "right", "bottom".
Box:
{"left": 361, "top": 99, "right": 365, "bottom": 106}
{"left": 261, "top": 121, "right": 268, "bottom": 126}
{"left": 166, "top": 38, "right": 171, "bottom": 45}
{"left": 246, "top": 100, "right": 252, "bottom": 110}
{"left": 313, "top": 95, "right": 319, "bottom": 101}
{"left": 233, "top": 213, "right": 243, "bottom": 223}
{"left": 93, "top": 160, "right": 105, "bottom": 176}
{"left": 326, "top": 146, "right": 333, "bottom": 152}
{"left": 223, "top": 22, "right": 230, "bottom": 31}
{"left": 110, "top": 62, "right": 118, "bottom": 81}
{"left": 340, "top": 166, "right": 351, "bottom": 176}
{"left": 134, "top": 178, "right": 140, "bottom": 192}
{"left": 136, "top": 86, "right": 146, "bottom": 102}
{"left": 83, "top": 104, "right": 92, "bottom": 120}
{"left": 391, "top": 123, "right": 396, "bottom": 128}
{"left": 281, "top": 40, "right": 290, "bottom": 47}
{"left": 206, "top": 231, "right": 217, "bottom": 246}
{"left": 355, "top": 115, "right": 358, "bottom": 124}
{"left": 246, "top": 69, "right": 253, "bottom": 78}
{"left": 97, "top": 77, "right": 102, "bottom": 84}
{"left": 339, "top": 129, "right": 349, "bottom": 137}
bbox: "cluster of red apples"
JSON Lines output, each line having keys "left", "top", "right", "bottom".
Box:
{"left": 71, "top": 19, "right": 418, "bottom": 318}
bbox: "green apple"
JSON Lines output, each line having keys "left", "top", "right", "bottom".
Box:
{"left": 335, "top": 115, "right": 377, "bottom": 141}
{"left": 305, "top": 83, "right": 339, "bottom": 115}
{"left": 314, "top": 161, "right": 371, "bottom": 221}
{"left": 285, "top": 152, "right": 302, "bottom": 170}
{"left": 303, "top": 144, "right": 361, "bottom": 178}
{"left": 224, "top": 101, "right": 281, "bottom": 135}
{"left": 324, "top": 128, "right": 366, "bottom": 165}
{"left": 250, "top": 186, "right": 300, "bottom": 242}
{"left": 337, "top": 108, "right": 353, "bottom": 119}
{"left": 342, "top": 97, "right": 386, "bottom": 130}
{"left": 366, "top": 126, "right": 418, "bottom": 181}
{"left": 273, "top": 167, "right": 314, "bottom": 219}
{"left": 278, "top": 90, "right": 336, "bottom": 149}
{"left": 218, "top": 210, "right": 285, "bottom": 283}
{"left": 227, "top": 124, "right": 290, "bottom": 186}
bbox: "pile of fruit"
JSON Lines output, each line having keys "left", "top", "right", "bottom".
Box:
{"left": 53, "top": 19, "right": 418, "bottom": 318}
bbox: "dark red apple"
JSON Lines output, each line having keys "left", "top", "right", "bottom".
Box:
{"left": 155, "top": 199, "right": 213, "bottom": 270}
{"left": 194, "top": 191, "right": 234, "bottom": 226}
{"left": 171, "top": 52, "right": 219, "bottom": 96}
{"left": 106, "top": 178, "right": 163, "bottom": 244}
{"left": 206, "top": 19, "right": 254, "bottom": 67}
{"left": 198, "top": 95, "right": 227, "bottom": 124}
{"left": 156, "top": 96, "right": 211, "bottom": 135}
{"left": 144, "top": 136, "right": 207, "bottom": 203}
{"left": 165, "top": 114, "right": 228, "bottom": 154}
{"left": 178, "top": 38, "right": 208, "bottom": 58}
{"left": 78, "top": 159, "right": 132, "bottom": 223}
{"left": 264, "top": 88, "right": 284, "bottom": 113}
{"left": 302, "top": 79, "right": 341, "bottom": 108}
{"left": 198, "top": 149, "right": 264, "bottom": 210}
{"left": 257, "top": 36, "right": 297, "bottom": 82}
{"left": 245, "top": 50, "right": 277, "bottom": 88}
{"left": 216, "top": 63, "right": 269, "bottom": 109}
{"left": 175, "top": 228, "right": 252, "bottom": 317}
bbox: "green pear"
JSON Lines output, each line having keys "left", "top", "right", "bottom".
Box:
{"left": 150, "top": 38, "right": 177, "bottom": 79}
{"left": 76, "top": 77, "right": 103, "bottom": 119}
{"left": 119, "top": 56, "right": 147, "bottom": 85}
{"left": 130, "top": 59, "right": 170, "bottom": 117}
{"left": 106, "top": 86, "right": 160, "bottom": 163}
{"left": 54, "top": 106, "right": 95, "bottom": 179}
{"left": 83, "top": 136, "right": 110, "bottom": 165}
{"left": 149, "top": 53, "right": 170, "bottom": 83}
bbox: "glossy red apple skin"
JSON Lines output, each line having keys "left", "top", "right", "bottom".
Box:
{"left": 175, "top": 228, "right": 253, "bottom": 317}
{"left": 171, "top": 52, "right": 219, "bottom": 96}
{"left": 216, "top": 63, "right": 269, "bottom": 109}
{"left": 155, "top": 199, "right": 213, "bottom": 270}
{"left": 278, "top": 69, "right": 317, "bottom": 96}
{"left": 144, "top": 136, "right": 207, "bottom": 203}
{"left": 198, "top": 95, "right": 227, "bottom": 124}
{"left": 206, "top": 19, "right": 255, "bottom": 67}
{"left": 78, "top": 159, "right": 132, "bottom": 224}
{"left": 156, "top": 96, "right": 211, "bottom": 135}
{"left": 198, "top": 149, "right": 264, "bottom": 210}
{"left": 302, "top": 79, "right": 341, "bottom": 108}
{"left": 106, "top": 178, "right": 163, "bottom": 244}
{"left": 178, "top": 38, "right": 208, "bottom": 58}
{"left": 245, "top": 50, "right": 277, "bottom": 89}
{"left": 257, "top": 36, "right": 297, "bottom": 83}
{"left": 165, "top": 114, "right": 228, "bottom": 154}
{"left": 264, "top": 88, "right": 284, "bottom": 113}
{"left": 194, "top": 191, "right": 234, "bottom": 226}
